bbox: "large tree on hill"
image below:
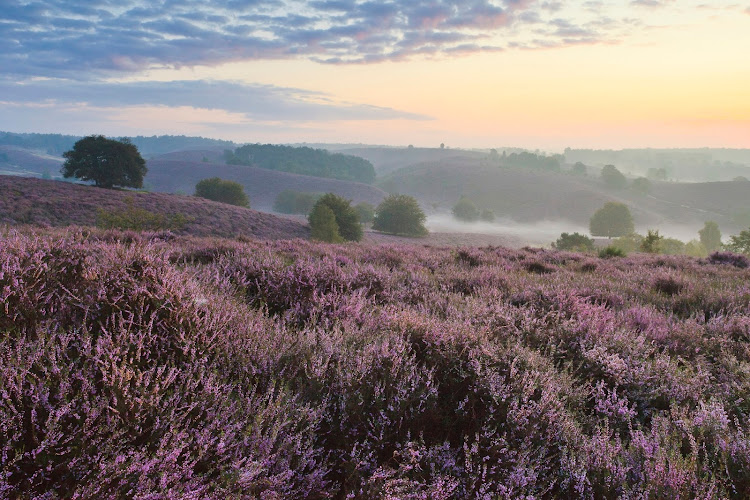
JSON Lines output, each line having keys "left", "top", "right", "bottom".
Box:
{"left": 373, "top": 194, "right": 428, "bottom": 237}
{"left": 589, "top": 202, "right": 634, "bottom": 238}
{"left": 601, "top": 165, "right": 628, "bottom": 190}
{"left": 61, "top": 136, "right": 147, "bottom": 189}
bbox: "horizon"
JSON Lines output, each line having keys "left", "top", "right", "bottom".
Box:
{"left": 1, "top": 1, "right": 749, "bottom": 150}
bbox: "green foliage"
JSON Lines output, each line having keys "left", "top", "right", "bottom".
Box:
{"left": 640, "top": 229, "right": 663, "bottom": 253}
{"left": 314, "top": 193, "right": 362, "bottom": 242}
{"left": 553, "top": 232, "right": 595, "bottom": 252}
{"left": 452, "top": 197, "right": 480, "bottom": 222}
{"left": 611, "top": 232, "right": 643, "bottom": 253}
{"left": 274, "top": 190, "right": 320, "bottom": 215}
{"left": 480, "top": 209, "right": 495, "bottom": 222}
{"left": 228, "top": 144, "right": 376, "bottom": 184}
{"left": 308, "top": 204, "right": 343, "bottom": 243}
{"left": 501, "top": 151, "right": 561, "bottom": 171}
{"left": 684, "top": 239, "right": 708, "bottom": 257}
{"left": 96, "top": 198, "right": 190, "bottom": 231}
{"left": 194, "top": 177, "right": 249, "bottom": 207}
{"left": 61, "top": 135, "right": 147, "bottom": 189}
{"left": 699, "top": 221, "right": 722, "bottom": 252}
{"left": 571, "top": 162, "right": 587, "bottom": 176}
{"left": 660, "top": 237, "right": 686, "bottom": 255}
{"left": 725, "top": 228, "right": 750, "bottom": 255}
{"left": 631, "top": 177, "right": 652, "bottom": 195}
{"left": 372, "top": 194, "right": 428, "bottom": 237}
{"left": 599, "top": 246, "right": 626, "bottom": 258}
{"left": 600, "top": 165, "right": 628, "bottom": 189}
{"left": 354, "top": 202, "right": 375, "bottom": 223}
{"left": 589, "top": 202, "right": 634, "bottom": 237}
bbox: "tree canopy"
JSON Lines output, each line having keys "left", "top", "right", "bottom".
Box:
{"left": 725, "top": 228, "right": 750, "bottom": 255}
{"left": 372, "top": 194, "right": 428, "bottom": 237}
{"left": 226, "top": 144, "right": 376, "bottom": 184}
{"left": 312, "top": 193, "right": 362, "bottom": 242}
{"left": 552, "top": 232, "right": 595, "bottom": 252}
{"left": 699, "top": 221, "right": 722, "bottom": 252}
{"left": 452, "top": 197, "right": 480, "bottom": 222}
{"left": 194, "top": 177, "right": 249, "bottom": 207}
{"left": 308, "top": 204, "right": 343, "bottom": 243}
{"left": 589, "top": 202, "right": 634, "bottom": 238}
{"left": 601, "top": 165, "right": 628, "bottom": 190}
{"left": 61, "top": 135, "right": 147, "bottom": 189}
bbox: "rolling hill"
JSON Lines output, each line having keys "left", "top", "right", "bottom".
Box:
{"left": 144, "top": 157, "right": 388, "bottom": 210}
{"left": 380, "top": 157, "right": 750, "bottom": 234}
{"left": 0, "top": 175, "right": 309, "bottom": 240}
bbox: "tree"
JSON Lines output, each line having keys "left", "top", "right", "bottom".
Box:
{"left": 699, "top": 221, "right": 722, "bottom": 252}
{"left": 589, "top": 202, "right": 634, "bottom": 238}
{"left": 725, "top": 228, "right": 750, "bottom": 255}
{"left": 274, "top": 190, "right": 319, "bottom": 214}
{"left": 553, "top": 232, "right": 595, "bottom": 252}
{"left": 480, "top": 209, "right": 495, "bottom": 222}
{"left": 372, "top": 194, "right": 428, "bottom": 237}
{"left": 631, "top": 177, "right": 652, "bottom": 195}
{"left": 452, "top": 197, "right": 480, "bottom": 222}
{"left": 313, "top": 193, "right": 362, "bottom": 242}
{"left": 571, "top": 162, "right": 587, "bottom": 176}
{"left": 308, "top": 204, "right": 343, "bottom": 243}
{"left": 61, "top": 135, "right": 147, "bottom": 189}
{"left": 194, "top": 177, "right": 249, "bottom": 207}
{"left": 640, "top": 229, "right": 663, "bottom": 253}
{"left": 354, "top": 202, "right": 375, "bottom": 223}
{"left": 600, "top": 165, "right": 628, "bottom": 189}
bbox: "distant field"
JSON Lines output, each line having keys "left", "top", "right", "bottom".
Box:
{"left": 0, "top": 175, "right": 309, "bottom": 240}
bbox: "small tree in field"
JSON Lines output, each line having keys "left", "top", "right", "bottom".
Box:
{"left": 308, "top": 204, "right": 343, "bottom": 243}
{"left": 725, "top": 228, "right": 750, "bottom": 255}
{"left": 699, "top": 221, "right": 722, "bottom": 252}
{"left": 601, "top": 165, "right": 628, "bottom": 190}
{"left": 313, "top": 193, "right": 362, "bottom": 242}
{"left": 354, "top": 202, "right": 375, "bottom": 224}
{"left": 61, "top": 135, "right": 147, "bottom": 189}
{"left": 195, "top": 177, "right": 249, "bottom": 207}
{"left": 373, "top": 194, "right": 428, "bottom": 237}
{"left": 590, "top": 202, "right": 634, "bottom": 238}
{"left": 553, "top": 232, "right": 595, "bottom": 252}
{"left": 640, "top": 229, "right": 663, "bottom": 253}
{"left": 452, "top": 197, "right": 480, "bottom": 222}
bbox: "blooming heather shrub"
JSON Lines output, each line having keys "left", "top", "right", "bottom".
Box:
{"left": 708, "top": 251, "right": 750, "bottom": 268}
{"left": 3, "top": 229, "right": 750, "bottom": 498}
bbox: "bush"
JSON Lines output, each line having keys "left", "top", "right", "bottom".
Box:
{"left": 640, "top": 229, "right": 663, "bottom": 253}
{"left": 699, "top": 221, "right": 722, "bottom": 253}
{"left": 708, "top": 251, "right": 749, "bottom": 268}
{"left": 354, "top": 202, "right": 375, "bottom": 224}
{"left": 552, "top": 232, "right": 595, "bottom": 252}
{"left": 480, "top": 209, "right": 495, "bottom": 222}
{"left": 724, "top": 228, "right": 750, "bottom": 255}
{"left": 274, "top": 190, "right": 320, "bottom": 214}
{"left": 372, "top": 194, "right": 428, "bottom": 237}
{"left": 194, "top": 177, "right": 249, "bottom": 207}
{"left": 632, "top": 177, "right": 652, "bottom": 195}
{"left": 313, "top": 193, "right": 362, "bottom": 242}
{"left": 452, "top": 197, "right": 480, "bottom": 222}
{"left": 599, "top": 246, "right": 626, "bottom": 258}
{"left": 308, "top": 203, "right": 343, "bottom": 243}
{"left": 590, "top": 202, "right": 634, "bottom": 238}
{"left": 601, "top": 165, "right": 628, "bottom": 189}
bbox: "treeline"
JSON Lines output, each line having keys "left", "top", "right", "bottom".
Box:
{"left": 498, "top": 151, "right": 562, "bottom": 171}
{"left": 0, "top": 131, "right": 236, "bottom": 156}
{"left": 226, "top": 144, "right": 376, "bottom": 184}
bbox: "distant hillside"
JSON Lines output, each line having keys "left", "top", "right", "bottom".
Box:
{"left": 226, "top": 144, "right": 376, "bottom": 183}
{"left": 0, "top": 175, "right": 309, "bottom": 240}
{"left": 338, "top": 146, "right": 486, "bottom": 176}
{"left": 144, "top": 158, "right": 388, "bottom": 210}
{"left": 0, "top": 145, "right": 63, "bottom": 177}
{"left": 381, "top": 158, "right": 750, "bottom": 233}
{"left": 0, "top": 131, "right": 236, "bottom": 156}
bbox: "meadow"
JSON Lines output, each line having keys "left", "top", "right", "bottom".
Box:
{"left": 2, "top": 227, "right": 750, "bottom": 498}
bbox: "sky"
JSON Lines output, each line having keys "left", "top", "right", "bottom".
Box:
{"left": 1, "top": 0, "right": 749, "bottom": 150}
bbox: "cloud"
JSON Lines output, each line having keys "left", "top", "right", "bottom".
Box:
{"left": 1, "top": 0, "right": 619, "bottom": 77}
{"left": 0, "top": 78, "right": 431, "bottom": 122}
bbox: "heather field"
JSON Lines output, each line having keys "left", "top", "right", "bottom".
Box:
{"left": 3, "top": 228, "right": 750, "bottom": 498}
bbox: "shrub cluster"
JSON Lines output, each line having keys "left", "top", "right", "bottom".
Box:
{"left": 3, "top": 229, "right": 750, "bottom": 497}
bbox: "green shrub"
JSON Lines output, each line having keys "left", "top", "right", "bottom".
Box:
{"left": 96, "top": 198, "right": 190, "bottom": 231}
{"left": 372, "top": 194, "right": 428, "bottom": 237}
{"left": 308, "top": 203, "right": 343, "bottom": 243}
{"left": 452, "top": 197, "right": 480, "bottom": 222}
{"left": 312, "top": 193, "right": 362, "bottom": 242}
{"left": 354, "top": 202, "right": 376, "bottom": 223}
{"left": 599, "top": 246, "right": 626, "bottom": 258}
{"left": 274, "top": 190, "right": 320, "bottom": 215}
{"left": 195, "top": 177, "right": 249, "bottom": 207}
{"left": 553, "top": 232, "right": 595, "bottom": 252}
